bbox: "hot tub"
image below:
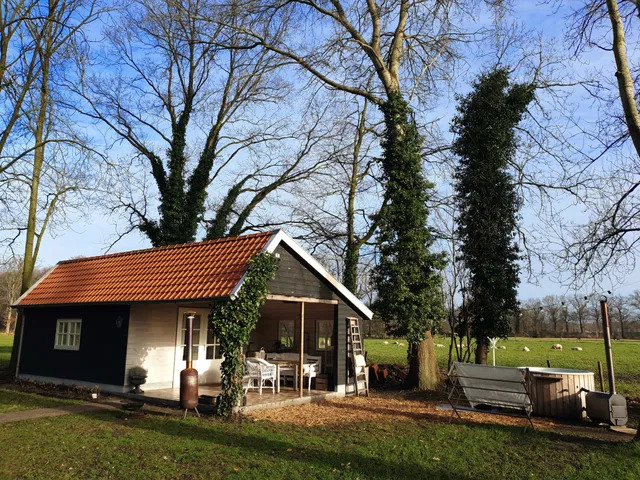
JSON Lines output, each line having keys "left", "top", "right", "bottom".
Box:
{"left": 523, "top": 367, "right": 595, "bottom": 419}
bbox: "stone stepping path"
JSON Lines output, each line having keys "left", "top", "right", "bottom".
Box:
{"left": 0, "top": 402, "right": 116, "bottom": 424}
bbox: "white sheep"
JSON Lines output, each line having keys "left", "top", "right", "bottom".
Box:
{"left": 383, "top": 341, "right": 389, "bottom": 345}
{"left": 435, "top": 344, "right": 445, "bottom": 348}
{"left": 497, "top": 346, "right": 506, "bottom": 350}
{"left": 394, "top": 341, "right": 399, "bottom": 345}
{"left": 551, "top": 344, "right": 563, "bottom": 351}
{"left": 571, "top": 347, "right": 583, "bottom": 351}
{"left": 522, "top": 346, "right": 530, "bottom": 352}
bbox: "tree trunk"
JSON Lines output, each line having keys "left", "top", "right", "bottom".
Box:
{"left": 475, "top": 339, "right": 487, "bottom": 364}
{"left": 405, "top": 331, "right": 439, "bottom": 390}
{"left": 9, "top": 31, "right": 51, "bottom": 374}
{"left": 606, "top": 0, "right": 640, "bottom": 158}
{"left": 4, "top": 305, "right": 13, "bottom": 334}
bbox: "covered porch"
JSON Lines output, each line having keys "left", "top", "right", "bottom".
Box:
{"left": 171, "top": 296, "right": 338, "bottom": 394}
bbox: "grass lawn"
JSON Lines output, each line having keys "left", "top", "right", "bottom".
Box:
{"left": 0, "top": 334, "right": 13, "bottom": 370}
{"left": 365, "top": 336, "right": 640, "bottom": 398}
{"left": 0, "top": 391, "right": 638, "bottom": 480}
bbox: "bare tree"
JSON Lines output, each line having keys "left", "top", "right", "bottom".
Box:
{"left": 570, "top": 295, "right": 589, "bottom": 335}
{"left": 71, "top": 0, "right": 324, "bottom": 247}
{"left": 543, "top": 295, "right": 563, "bottom": 336}
{"left": 281, "top": 94, "right": 385, "bottom": 293}
{"left": 609, "top": 294, "right": 631, "bottom": 338}
{"left": 6, "top": 0, "right": 105, "bottom": 373}
{"left": 562, "top": 0, "right": 640, "bottom": 278}
{"left": 0, "top": 257, "right": 22, "bottom": 333}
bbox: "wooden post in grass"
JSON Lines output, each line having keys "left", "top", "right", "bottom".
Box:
{"left": 597, "top": 361, "right": 605, "bottom": 391}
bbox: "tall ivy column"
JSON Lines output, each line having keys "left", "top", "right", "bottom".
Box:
{"left": 374, "top": 93, "right": 446, "bottom": 390}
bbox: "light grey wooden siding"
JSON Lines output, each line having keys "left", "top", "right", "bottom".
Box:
{"left": 124, "top": 303, "right": 179, "bottom": 389}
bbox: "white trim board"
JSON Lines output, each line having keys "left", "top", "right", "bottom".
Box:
{"left": 12, "top": 265, "right": 58, "bottom": 306}
{"left": 233, "top": 229, "right": 374, "bottom": 320}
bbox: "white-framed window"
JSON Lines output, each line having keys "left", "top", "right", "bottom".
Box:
{"left": 316, "top": 319, "right": 334, "bottom": 350}
{"left": 54, "top": 319, "right": 82, "bottom": 350}
{"left": 279, "top": 320, "right": 295, "bottom": 350}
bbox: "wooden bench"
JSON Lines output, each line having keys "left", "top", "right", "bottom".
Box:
{"left": 447, "top": 362, "right": 535, "bottom": 430}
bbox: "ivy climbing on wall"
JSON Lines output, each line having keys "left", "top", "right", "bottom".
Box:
{"left": 209, "top": 252, "right": 279, "bottom": 416}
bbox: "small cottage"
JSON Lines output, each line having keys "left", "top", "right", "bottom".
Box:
{"left": 12, "top": 230, "right": 372, "bottom": 404}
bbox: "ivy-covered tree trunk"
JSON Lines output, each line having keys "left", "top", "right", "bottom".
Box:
{"left": 374, "top": 93, "right": 446, "bottom": 390}
{"left": 209, "top": 253, "right": 279, "bottom": 416}
{"left": 452, "top": 68, "right": 534, "bottom": 364}
{"left": 406, "top": 331, "right": 440, "bottom": 390}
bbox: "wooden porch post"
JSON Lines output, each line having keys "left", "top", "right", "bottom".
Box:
{"left": 299, "top": 301, "right": 305, "bottom": 398}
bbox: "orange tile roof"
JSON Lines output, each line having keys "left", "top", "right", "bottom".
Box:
{"left": 16, "top": 231, "right": 275, "bottom": 306}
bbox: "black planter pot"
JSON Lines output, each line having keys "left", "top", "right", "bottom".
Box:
{"left": 129, "top": 375, "right": 147, "bottom": 394}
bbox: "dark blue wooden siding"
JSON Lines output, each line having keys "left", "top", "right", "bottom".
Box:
{"left": 19, "top": 305, "right": 130, "bottom": 386}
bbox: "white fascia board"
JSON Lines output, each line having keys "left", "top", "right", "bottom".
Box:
{"left": 228, "top": 230, "right": 282, "bottom": 300}
{"left": 264, "top": 230, "right": 374, "bottom": 320}
{"left": 12, "top": 265, "right": 58, "bottom": 307}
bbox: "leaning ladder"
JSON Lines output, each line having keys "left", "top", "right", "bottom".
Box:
{"left": 347, "top": 317, "right": 369, "bottom": 396}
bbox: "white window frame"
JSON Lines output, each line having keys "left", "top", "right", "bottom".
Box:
{"left": 316, "top": 319, "right": 334, "bottom": 350}
{"left": 54, "top": 319, "right": 82, "bottom": 350}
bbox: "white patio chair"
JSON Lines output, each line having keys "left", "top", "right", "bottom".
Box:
{"left": 245, "top": 358, "right": 277, "bottom": 395}
{"left": 303, "top": 356, "right": 322, "bottom": 392}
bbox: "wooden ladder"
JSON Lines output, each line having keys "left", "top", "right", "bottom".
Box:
{"left": 347, "top": 317, "right": 369, "bottom": 396}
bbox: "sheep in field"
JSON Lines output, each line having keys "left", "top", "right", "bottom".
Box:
{"left": 497, "top": 346, "right": 506, "bottom": 349}
{"left": 551, "top": 344, "right": 563, "bottom": 351}
{"left": 522, "top": 347, "right": 530, "bottom": 352}
{"left": 383, "top": 341, "right": 389, "bottom": 345}
{"left": 398, "top": 343, "right": 405, "bottom": 347}
{"left": 572, "top": 347, "right": 583, "bottom": 351}
{"left": 435, "top": 344, "right": 445, "bottom": 348}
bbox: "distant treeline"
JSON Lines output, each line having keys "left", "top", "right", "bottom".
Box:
{"left": 362, "top": 292, "right": 640, "bottom": 340}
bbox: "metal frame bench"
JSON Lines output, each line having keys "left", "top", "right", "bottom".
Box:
{"left": 447, "top": 362, "right": 535, "bottom": 431}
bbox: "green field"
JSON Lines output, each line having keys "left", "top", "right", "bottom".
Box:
{"left": 365, "top": 336, "right": 640, "bottom": 398}
{"left": 0, "top": 334, "right": 12, "bottom": 370}
{"left": 0, "top": 394, "right": 638, "bottom": 480}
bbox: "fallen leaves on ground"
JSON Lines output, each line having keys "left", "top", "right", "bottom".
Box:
{"left": 246, "top": 390, "right": 635, "bottom": 442}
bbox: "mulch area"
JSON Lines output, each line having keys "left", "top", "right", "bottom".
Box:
{"left": 246, "top": 390, "right": 638, "bottom": 443}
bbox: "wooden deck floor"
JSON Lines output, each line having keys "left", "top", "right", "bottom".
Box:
{"left": 121, "top": 385, "right": 341, "bottom": 413}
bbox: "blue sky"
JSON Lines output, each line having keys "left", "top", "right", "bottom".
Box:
{"left": 21, "top": 1, "right": 640, "bottom": 301}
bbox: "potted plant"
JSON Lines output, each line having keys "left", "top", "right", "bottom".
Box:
{"left": 128, "top": 366, "right": 148, "bottom": 394}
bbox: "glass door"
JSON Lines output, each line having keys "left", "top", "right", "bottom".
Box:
{"left": 174, "top": 308, "right": 223, "bottom": 386}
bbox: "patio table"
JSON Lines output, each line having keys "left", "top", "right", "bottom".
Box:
{"left": 267, "top": 360, "right": 302, "bottom": 392}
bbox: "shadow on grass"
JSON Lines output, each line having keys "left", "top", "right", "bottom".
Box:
{"left": 77, "top": 409, "right": 461, "bottom": 479}
{"left": 72, "top": 404, "right": 637, "bottom": 480}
